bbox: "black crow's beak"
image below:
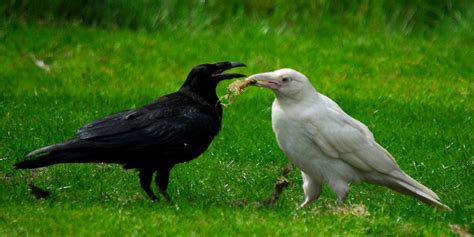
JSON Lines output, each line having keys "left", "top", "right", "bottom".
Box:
{"left": 213, "top": 61, "right": 246, "bottom": 80}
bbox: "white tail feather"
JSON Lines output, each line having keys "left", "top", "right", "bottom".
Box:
{"left": 390, "top": 170, "right": 440, "bottom": 200}
{"left": 393, "top": 178, "right": 451, "bottom": 210}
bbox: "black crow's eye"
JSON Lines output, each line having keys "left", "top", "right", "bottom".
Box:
{"left": 282, "top": 77, "right": 291, "bottom": 83}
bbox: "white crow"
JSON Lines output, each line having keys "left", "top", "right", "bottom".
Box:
{"left": 247, "top": 68, "right": 450, "bottom": 210}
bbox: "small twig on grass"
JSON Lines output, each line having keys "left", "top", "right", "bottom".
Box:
{"left": 262, "top": 163, "right": 294, "bottom": 207}
{"left": 449, "top": 224, "right": 473, "bottom": 237}
{"left": 28, "top": 182, "right": 51, "bottom": 199}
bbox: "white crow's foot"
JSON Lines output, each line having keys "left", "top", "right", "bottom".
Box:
{"left": 298, "top": 201, "right": 310, "bottom": 209}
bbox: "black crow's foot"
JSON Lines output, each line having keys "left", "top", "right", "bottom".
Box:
{"left": 143, "top": 189, "right": 158, "bottom": 201}
{"left": 142, "top": 189, "right": 159, "bottom": 201}
{"left": 149, "top": 194, "right": 159, "bottom": 202}
{"left": 158, "top": 188, "right": 172, "bottom": 204}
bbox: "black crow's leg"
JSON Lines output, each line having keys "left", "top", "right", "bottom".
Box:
{"left": 139, "top": 169, "right": 158, "bottom": 201}
{"left": 155, "top": 166, "right": 172, "bottom": 204}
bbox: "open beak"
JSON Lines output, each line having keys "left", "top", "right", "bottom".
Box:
{"left": 246, "top": 72, "right": 281, "bottom": 90}
{"left": 213, "top": 61, "right": 246, "bottom": 80}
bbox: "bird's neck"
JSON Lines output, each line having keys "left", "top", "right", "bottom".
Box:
{"left": 274, "top": 89, "right": 321, "bottom": 109}
{"left": 179, "top": 86, "right": 220, "bottom": 109}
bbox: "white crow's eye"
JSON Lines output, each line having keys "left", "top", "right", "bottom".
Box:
{"left": 282, "top": 77, "right": 291, "bottom": 83}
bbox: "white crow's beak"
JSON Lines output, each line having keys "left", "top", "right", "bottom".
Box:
{"left": 246, "top": 72, "right": 281, "bottom": 90}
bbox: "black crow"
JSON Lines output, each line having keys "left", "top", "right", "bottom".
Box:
{"left": 14, "top": 61, "right": 246, "bottom": 202}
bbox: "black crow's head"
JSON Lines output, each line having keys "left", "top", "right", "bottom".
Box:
{"left": 182, "top": 62, "right": 246, "bottom": 93}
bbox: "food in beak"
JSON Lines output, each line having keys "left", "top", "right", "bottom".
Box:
{"left": 220, "top": 78, "right": 257, "bottom": 106}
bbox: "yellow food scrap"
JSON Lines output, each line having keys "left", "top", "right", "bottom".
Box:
{"left": 220, "top": 79, "right": 256, "bottom": 106}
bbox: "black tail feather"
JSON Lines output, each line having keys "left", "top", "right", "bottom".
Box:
{"left": 14, "top": 139, "right": 119, "bottom": 169}
{"left": 14, "top": 151, "right": 91, "bottom": 169}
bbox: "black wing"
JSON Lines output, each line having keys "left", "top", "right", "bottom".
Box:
{"left": 76, "top": 106, "right": 217, "bottom": 149}
{"left": 77, "top": 109, "right": 141, "bottom": 141}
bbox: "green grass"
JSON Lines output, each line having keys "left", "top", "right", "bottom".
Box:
{"left": 0, "top": 22, "right": 472, "bottom": 236}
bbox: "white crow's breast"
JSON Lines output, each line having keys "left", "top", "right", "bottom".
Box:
{"left": 271, "top": 101, "right": 361, "bottom": 183}
{"left": 271, "top": 103, "right": 321, "bottom": 173}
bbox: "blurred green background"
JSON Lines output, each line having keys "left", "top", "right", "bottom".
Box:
{"left": 1, "top": 0, "right": 472, "bottom": 34}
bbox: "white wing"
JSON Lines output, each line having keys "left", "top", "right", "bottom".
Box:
{"left": 305, "top": 96, "right": 399, "bottom": 174}
{"left": 320, "top": 94, "right": 374, "bottom": 140}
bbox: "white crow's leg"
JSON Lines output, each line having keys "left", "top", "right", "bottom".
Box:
{"left": 328, "top": 179, "right": 349, "bottom": 205}
{"left": 299, "top": 171, "right": 322, "bottom": 208}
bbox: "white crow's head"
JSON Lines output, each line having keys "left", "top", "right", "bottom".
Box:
{"left": 246, "top": 68, "right": 315, "bottom": 99}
